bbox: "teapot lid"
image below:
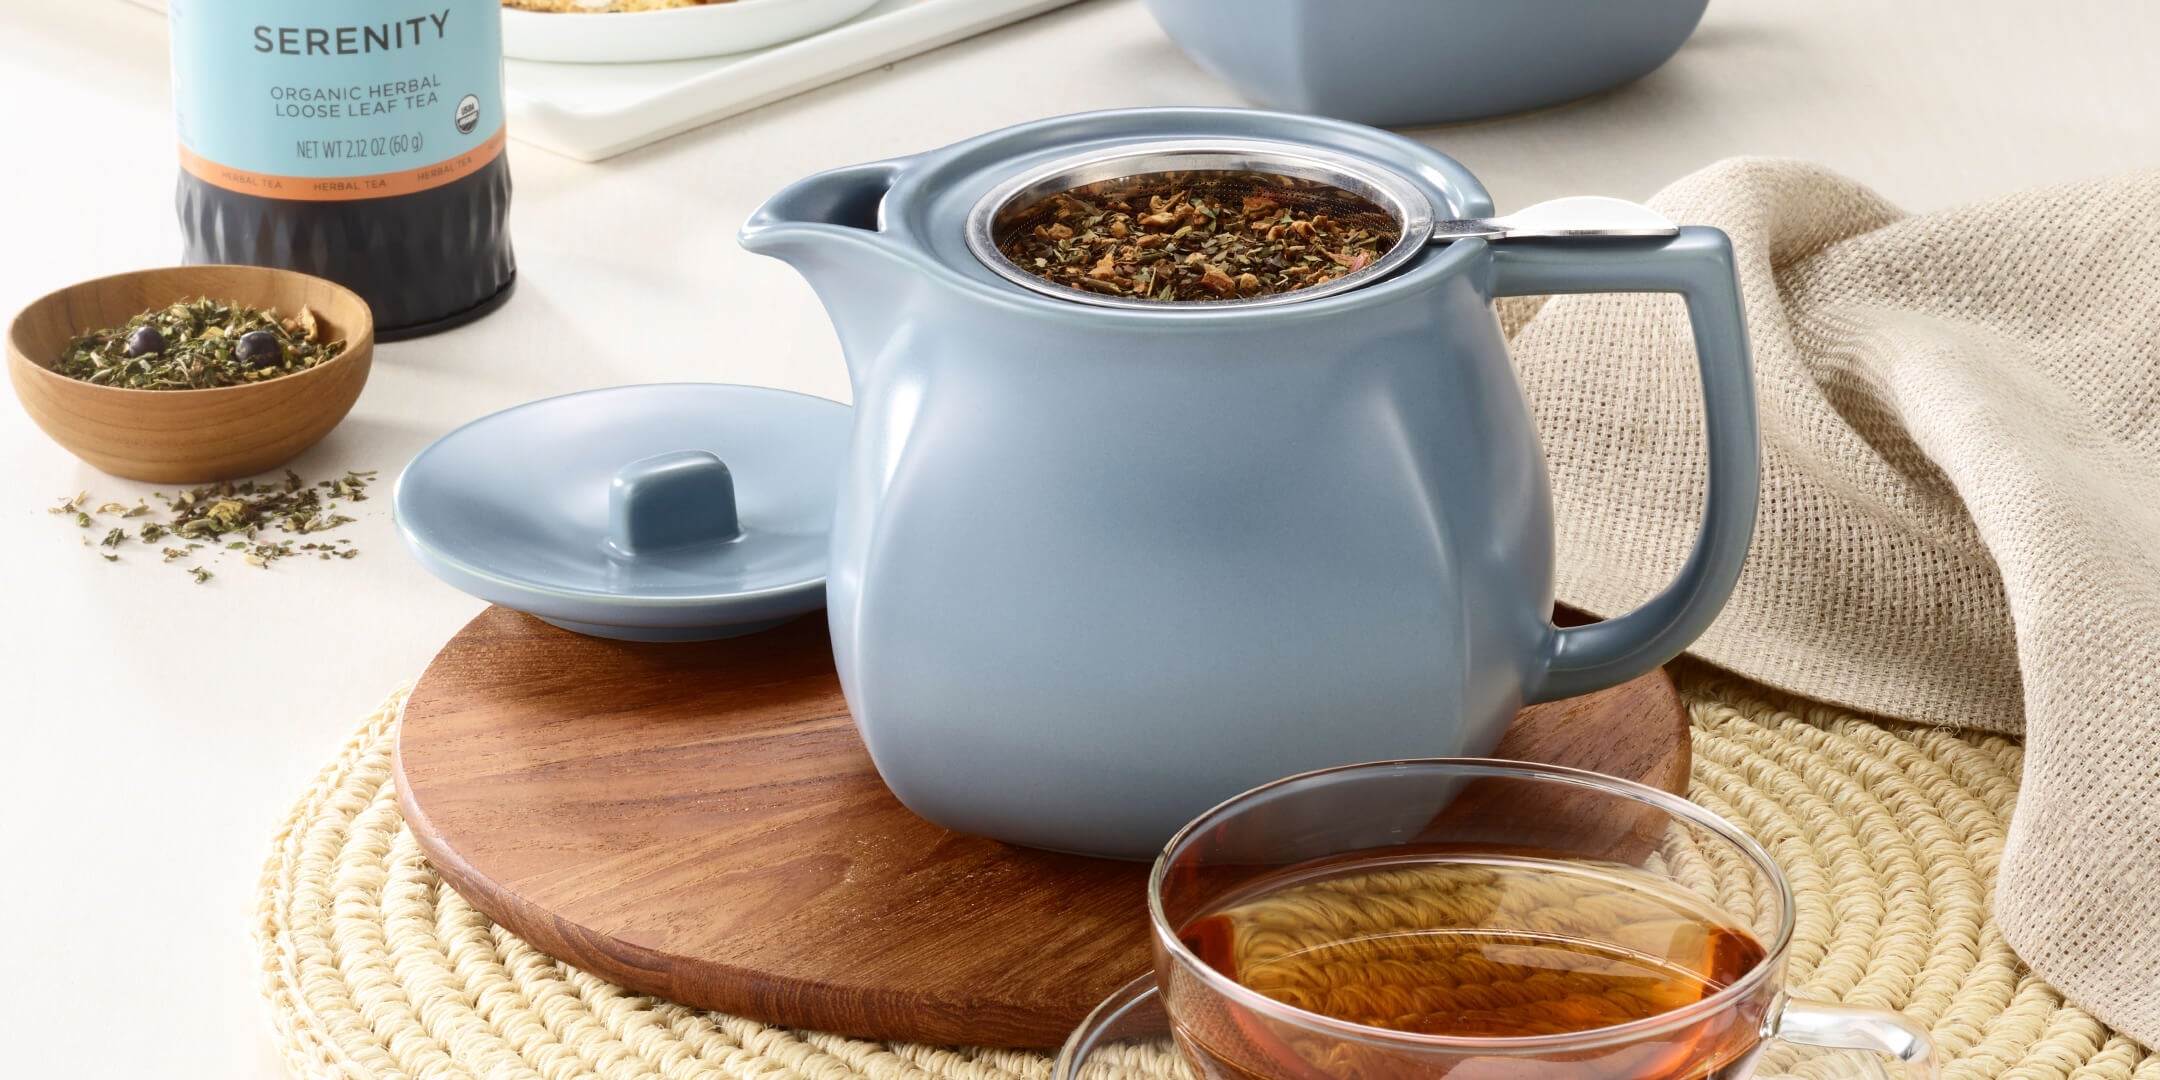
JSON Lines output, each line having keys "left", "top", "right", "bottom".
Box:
{"left": 394, "top": 384, "right": 848, "bottom": 641}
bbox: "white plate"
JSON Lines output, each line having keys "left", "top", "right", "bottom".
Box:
{"left": 502, "top": 0, "right": 884, "bottom": 64}
{"left": 505, "top": 0, "right": 1080, "bottom": 161}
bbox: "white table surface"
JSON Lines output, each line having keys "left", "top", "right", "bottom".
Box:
{"left": 2, "top": 1, "right": 2157, "bottom": 1076}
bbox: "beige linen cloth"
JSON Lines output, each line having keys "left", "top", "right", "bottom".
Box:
{"left": 1507, "top": 158, "right": 2160, "bottom": 1046}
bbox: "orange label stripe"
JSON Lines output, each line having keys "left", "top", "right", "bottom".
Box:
{"left": 179, "top": 127, "right": 505, "bottom": 202}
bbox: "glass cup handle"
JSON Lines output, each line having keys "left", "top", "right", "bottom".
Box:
{"left": 1767, "top": 996, "right": 1936, "bottom": 1080}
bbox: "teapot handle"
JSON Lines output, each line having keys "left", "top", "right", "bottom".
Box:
{"left": 1489, "top": 226, "right": 1761, "bottom": 704}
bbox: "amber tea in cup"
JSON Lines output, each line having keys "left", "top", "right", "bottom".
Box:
{"left": 1131, "top": 760, "right": 1934, "bottom": 1080}
{"left": 1176, "top": 853, "right": 1768, "bottom": 1078}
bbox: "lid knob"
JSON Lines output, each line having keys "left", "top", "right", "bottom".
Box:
{"left": 609, "top": 450, "right": 742, "bottom": 555}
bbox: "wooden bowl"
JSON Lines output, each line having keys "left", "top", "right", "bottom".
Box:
{"left": 7, "top": 265, "right": 373, "bottom": 482}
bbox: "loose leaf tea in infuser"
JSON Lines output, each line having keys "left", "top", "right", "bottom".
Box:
{"left": 54, "top": 298, "right": 345, "bottom": 390}
{"left": 972, "top": 147, "right": 1679, "bottom": 314}
{"left": 994, "top": 171, "right": 1400, "bottom": 303}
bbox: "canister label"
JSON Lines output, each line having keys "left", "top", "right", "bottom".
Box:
{"left": 168, "top": 0, "right": 504, "bottom": 201}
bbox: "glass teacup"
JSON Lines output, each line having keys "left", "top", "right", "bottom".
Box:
{"left": 1056, "top": 759, "right": 1933, "bottom": 1080}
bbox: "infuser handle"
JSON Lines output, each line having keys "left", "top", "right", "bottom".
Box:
{"left": 1490, "top": 226, "right": 1760, "bottom": 705}
{"left": 1768, "top": 996, "right": 1937, "bottom": 1080}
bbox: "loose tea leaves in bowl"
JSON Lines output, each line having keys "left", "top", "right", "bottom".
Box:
{"left": 994, "top": 171, "right": 1401, "bottom": 303}
{"left": 54, "top": 298, "right": 345, "bottom": 390}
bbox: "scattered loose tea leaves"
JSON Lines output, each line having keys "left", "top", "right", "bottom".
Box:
{"left": 996, "top": 171, "right": 1400, "bottom": 302}
{"left": 53, "top": 298, "right": 345, "bottom": 390}
{"left": 49, "top": 491, "right": 95, "bottom": 528}
{"left": 46, "top": 468, "right": 373, "bottom": 580}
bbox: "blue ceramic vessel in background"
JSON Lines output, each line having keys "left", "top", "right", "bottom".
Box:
{"left": 743, "top": 107, "right": 1757, "bottom": 858}
{"left": 1142, "top": 0, "right": 1712, "bottom": 127}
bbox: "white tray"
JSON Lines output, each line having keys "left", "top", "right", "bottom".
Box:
{"left": 503, "top": 0, "right": 884, "bottom": 65}
{"left": 505, "top": 0, "right": 1081, "bottom": 161}
{"left": 121, "top": 0, "right": 1082, "bottom": 164}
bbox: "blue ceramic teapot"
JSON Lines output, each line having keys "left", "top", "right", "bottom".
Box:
{"left": 743, "top": 108, "right": 1757, "bottom": 858}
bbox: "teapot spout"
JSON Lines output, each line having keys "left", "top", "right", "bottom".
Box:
{"left": 741, "top": 158, "right": 928, "bottom": 383}
{"left": 743, "top": 159, "right": 905, "bottom": 240}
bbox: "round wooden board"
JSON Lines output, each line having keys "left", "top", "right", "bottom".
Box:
{"left": 396, "top": 606, "right": 1690, "bottom": 1048}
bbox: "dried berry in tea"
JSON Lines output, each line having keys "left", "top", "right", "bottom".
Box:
{"left": 53, "top": 298, "right": 344, "bottom": 390}
{"left": 996, "top": 171, "right": 1400, "bottom": 302}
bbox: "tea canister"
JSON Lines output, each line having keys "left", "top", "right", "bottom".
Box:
{"left": 168, "top": 0, "right": 515, "bottom": 339}
{"left": 744, "top": 108, "right": 1760, "bottom": 858}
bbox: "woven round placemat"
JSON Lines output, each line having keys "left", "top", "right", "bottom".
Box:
{"left": 258, "top": 674, "right": 2158, "bottom": 1080}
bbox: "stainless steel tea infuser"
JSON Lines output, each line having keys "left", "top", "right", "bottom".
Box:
{"left": 966, "top": 138, "right": 1681, "bottom": 311}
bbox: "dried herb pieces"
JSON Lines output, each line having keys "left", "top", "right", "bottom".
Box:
{"left": 47, "top": 469, "right": 372, "bottom": 580}
{"left": 54, "top": 298, "right": 345, "bottom": 390}
{"left": 997, "top": 171, "right": 1400, "bottom": 303}
{"left": 49, "top": 491, "right": 94, "bottom": 529}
